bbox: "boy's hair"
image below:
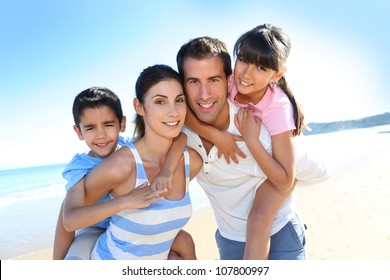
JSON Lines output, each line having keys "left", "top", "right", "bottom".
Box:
{"left": 72, "top": 87, "right": 123, "bottom": 127}
{"left": 176, "top": 36, "right": 232, "bottom": 80}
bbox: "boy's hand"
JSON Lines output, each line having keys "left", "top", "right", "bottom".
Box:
{"left": 234, "top": 108, "right": 261, "bottom": 144}
{"left": 150, "top": 171, "right": 173, "bottom": 192}
{"left": 123, "top": 182, "right": 167, "bottom": 209}
{"left": 214, "top": 130, "right": 246, "bottom": 164}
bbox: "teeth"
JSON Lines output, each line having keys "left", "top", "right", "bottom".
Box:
{"left": 240, "top": 79, "right": 250, "bottom": 87}
{"left": 200, "top": 103, "right": 213, "bottom": 109}
{"left": 165, "top": 121, "right": 178, "bottom": 126}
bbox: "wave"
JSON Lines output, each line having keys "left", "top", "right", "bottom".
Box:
{"left": 0, "top": 183, "right": 66, "bottom": 209}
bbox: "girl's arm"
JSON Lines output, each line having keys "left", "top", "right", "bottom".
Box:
{"left": 149, "top": 132, "right": 187, "bottom": 191}
{"left": 234, "top": 108, "right": 296, "bottom": 192}
{"left": 186, "top": 108, "right": 245, "bottom": 164}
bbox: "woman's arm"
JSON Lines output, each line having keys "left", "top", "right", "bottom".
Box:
{"left": 234, "top": 108, "right": 296, "bottom": 192}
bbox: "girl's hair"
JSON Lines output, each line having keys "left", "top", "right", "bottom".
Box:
{"left": 133, "top": 64, "right": 182, "bottom": 139}
{"left": 72, "top": 87, "right": 123, "bottom": 127}
{"left": 233, "top": 24, "right": 305, "bottom": 136}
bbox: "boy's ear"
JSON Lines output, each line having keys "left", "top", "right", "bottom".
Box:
{"left": 133, "top": 98, "right": 145, "bottom": 116}
{"left": 227, "top": 74, "right": 232, "bottom": 93}
{"left": 120, "top": 116, "right": 126, "bottom": 132}
{"left": 73, "top": 125, "right": 84, "bottom": 140}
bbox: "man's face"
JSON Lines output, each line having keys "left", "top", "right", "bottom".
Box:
{"left": 182, "top": 56, "right": 230, "bottom": 128}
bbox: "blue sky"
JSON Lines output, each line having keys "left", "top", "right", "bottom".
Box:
{"left": 1, "top": 0, "right": 389, "bottom": 170}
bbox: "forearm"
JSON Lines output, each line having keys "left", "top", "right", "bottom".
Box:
{"left": 162, "top": 132, "right": 187, "bottom": 174}
{"left": 53, "top": 202, "right": 74, "bottom": 259}
{"left": 186, "top": 108, "right": 219, "bottom": 142}
{"left": 246, "top": 138, "right": 294, "bottom": 191}
{"left": 63, "top": 197, "right": 126, "bottom": 232}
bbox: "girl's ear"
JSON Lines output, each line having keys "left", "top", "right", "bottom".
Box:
{"left": 73, "top": 125, "right": 84, "bottom": 140}
{"left": 273, "top": 67, "right": 286, "bottom": 83}
{"left": 120, "top": 116, "right": 126, "bottom": 133}
{"left": 133, "top": 98, "right": 145, "bottom": 116}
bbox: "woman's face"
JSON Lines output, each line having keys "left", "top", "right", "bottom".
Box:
{"left": 140, "top": 79, "right": 187, "bottom": 140}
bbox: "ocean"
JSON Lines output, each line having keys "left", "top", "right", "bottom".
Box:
{"left": 0, "top": 163, "right": 210, "bottom": 259}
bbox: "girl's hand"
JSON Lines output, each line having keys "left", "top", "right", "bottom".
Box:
{"left": 234, "top": 108, "right": 261, "bottom": 144}
{"left": 123, "top": 182, "right": 166, "bottom": 209}
{"left": 214, "top": 130, "right": 246, "bottom": 164}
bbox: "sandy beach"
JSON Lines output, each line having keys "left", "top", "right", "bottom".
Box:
{"left": 10, "top": 125, "right": 390, "bottom": 260}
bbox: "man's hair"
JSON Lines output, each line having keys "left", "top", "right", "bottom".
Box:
{"left": 176, "top": 36, "right": 232, "bottom": 79}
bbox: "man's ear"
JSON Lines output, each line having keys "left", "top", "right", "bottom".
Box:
{"left": 73, "top": 125, "right": 84, "bottom": 140}
{"left": 133, "top": 98, "right": 145, "bottom": 116}
{"left": 227, "top": 74, "right": 232, "bottom": 94}
{"left": 120, "top": 116, "right": 126, "bottom": 132}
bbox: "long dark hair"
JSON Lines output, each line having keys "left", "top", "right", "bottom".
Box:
{"left": 133, "top": 64, "right": 181, "bottom": 139}
{"left": 234, "top": 24, "right": 305, "bottom": 136}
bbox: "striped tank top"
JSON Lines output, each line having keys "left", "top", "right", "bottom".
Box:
{"left": 91, "top": 141, "right": 192, "bottom": 260}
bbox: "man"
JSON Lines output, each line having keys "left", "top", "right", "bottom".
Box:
{"left": 176, "top": 37, "right": 328, "bottom": 260}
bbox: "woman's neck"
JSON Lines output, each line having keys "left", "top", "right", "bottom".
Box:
{"left": 134, "top": 134, "right": 173, "bottom": 165}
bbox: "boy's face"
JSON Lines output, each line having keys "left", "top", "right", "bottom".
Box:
{"left": 74, "top": 106, "right": 126, "bottom": 158}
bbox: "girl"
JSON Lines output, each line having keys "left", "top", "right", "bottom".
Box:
{"left": 62, "top": 64, "right": 202, "bottom": 259}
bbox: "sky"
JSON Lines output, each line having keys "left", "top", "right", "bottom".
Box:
{"left": 1, "top": 0, "right": 389, "bottom": 170}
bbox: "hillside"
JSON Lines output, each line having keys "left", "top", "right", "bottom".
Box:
{"left": 303, "top": 112, "right": 390, "bottom": 135}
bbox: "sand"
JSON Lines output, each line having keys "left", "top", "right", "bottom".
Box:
{"left": 10, "top": 125, "right": 390, "bottom": 260}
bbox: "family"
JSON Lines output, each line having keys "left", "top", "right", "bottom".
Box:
{"left": 53, "top": 24, "right": 329, "bottom": 260}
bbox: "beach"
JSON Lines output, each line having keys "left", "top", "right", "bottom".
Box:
{"left": 7, "top": 125, "right": 390, "bottom": 260}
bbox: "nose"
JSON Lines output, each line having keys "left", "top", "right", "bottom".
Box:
{"left": 199, "top": 82, "right": 211, "bottom": 100}
{"left": 167, "top": 103, "right": 179, "bottom": 117}
{"left": 242, "top": 64, "right": 254, "bottom": 77}
{"left": 96, "top": 126, "right": 107, "bottom": 138}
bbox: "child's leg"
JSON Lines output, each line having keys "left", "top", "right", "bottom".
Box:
{"left": 244, "top": 179, "right": 292, "bottom": 260}
{"left": 168, "top": 229, "right": 196, "bottom": 260}
{"left": 64, "top": 227, "right": 105, "bottom": 260}
{"left": 53, "top": 202, "right": 75, "bottom": 259}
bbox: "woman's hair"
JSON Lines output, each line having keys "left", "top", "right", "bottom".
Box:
{"left": 234, "top": 24, "right": 305, "bottom": 136}
{"left": 72, "top": 87, "right": 123, "bottom": 127}
{"left": 133, "top": 64, "right": 181, "bottom": 138}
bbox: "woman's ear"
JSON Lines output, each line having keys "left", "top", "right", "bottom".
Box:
{"left": 133, "top": 98, "right": 145, "bottom": 116}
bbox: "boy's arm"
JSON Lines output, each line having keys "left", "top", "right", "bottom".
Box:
{"left": 186, "top": 108, "right": 245, "bottom": 164}
{"left": 63, "top": 178, "right": 166, "bottom": 232}
{"left": 234, "top": 109, "right": 295, "bottom": 192}
{"left": 150, "top": 132, "right": 187, "bottom": 191}
{"left": 53, "top": 201, "right": 74, "bottom": 259}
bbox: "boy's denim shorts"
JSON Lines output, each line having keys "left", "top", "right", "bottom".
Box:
{"left": 215, "top": 214, "right": 306, "bottom": 260}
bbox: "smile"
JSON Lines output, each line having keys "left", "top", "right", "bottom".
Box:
{"left": 199, "top": 103, "right": 213, "bottom": 109}
{"left": 164, "top": 121, "right": 179, "bottom": 126}
{"left": 239, "top": 79, "right": 252, "bottom": 87}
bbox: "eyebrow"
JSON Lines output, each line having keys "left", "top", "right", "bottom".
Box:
{"left": 152, "top": 93, "right": 185, "bottom": 99}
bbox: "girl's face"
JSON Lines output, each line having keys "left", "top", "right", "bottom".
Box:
{"left": 136, "top": 79, "right": 187, "bottom": 140}
{"left": 74, "top": 106, "right": 126, "bottom": 158}
{"left": 234, "top": 57, "right": 284, "bottom": 102}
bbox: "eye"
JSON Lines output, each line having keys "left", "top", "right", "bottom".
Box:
{"left": 257, "top": 65, "right": 267, "bottom": 71}
{"left": 155, "top": 99, "right": 165, "bottom": 105}
{"left": 187, "top": 79, "right": 198, "bottom": 85}
{"left": 176, "top": 96, "right": 185, "bottom": 103}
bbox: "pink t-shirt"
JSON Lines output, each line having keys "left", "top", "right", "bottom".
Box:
{"left": 229, "top": 78, "right": 295, "bottom": 136}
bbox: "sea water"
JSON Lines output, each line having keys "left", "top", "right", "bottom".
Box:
{"left": 0, "top": 163, "right": 210, "bottom": 259}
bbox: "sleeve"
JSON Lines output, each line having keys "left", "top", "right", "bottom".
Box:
{"left": 294, "top": 136, "right": 331, "bottom": 187}
{"left": 62, "top": 154, "right": 102, "bottom": 191}
{"left": 262, "top": 99, "right": 296, "bottom": 136}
